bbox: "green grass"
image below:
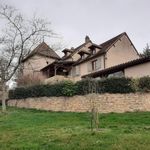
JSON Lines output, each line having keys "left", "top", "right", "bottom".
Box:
{"left": 0, "top": 107, "right": 150, "bottom": 150}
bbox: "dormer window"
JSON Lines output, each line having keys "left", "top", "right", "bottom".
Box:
{"left": 89, "top": 43, "right": 102, "bottom": 55}
{"left": 78, "top": 50, "right": 90, "bottom": 59}
{"left": 62, "top": 48, "right": 73, "bottom": 57}
{"left": 64, "top": 51, "right": 69, "bottom": 56}
{"left": 92, "top": 49, "right": 96, "bottom": 55}
{"left": 81, "top": 54, "right": 86, "bottom": 59}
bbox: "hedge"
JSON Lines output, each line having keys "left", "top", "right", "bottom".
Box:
{"left": 9, "top": 81, "right": 76, "bottom": 99}
{"left": 138, "top": 76, "right": 150, "bottom": 92}
{"left": 76, "top": 77, "right": 135, "bottom": 95}
{"left": 9, "top": 77, "right": 150, "bottom": 99}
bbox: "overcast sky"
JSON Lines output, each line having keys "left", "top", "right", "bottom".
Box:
{"left": 1, "top": 0, "right": 150, "bottom": 53}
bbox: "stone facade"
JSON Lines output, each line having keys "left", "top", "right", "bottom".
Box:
{"left": 8, "top": 93, "right": 150, "bottom": 113}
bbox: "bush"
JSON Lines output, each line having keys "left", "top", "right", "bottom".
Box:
{"left": 98, "top": 77, "right": 136, "bottom": 93}
{"left": 75, "top": 78, "right": 98, "bottom": 95}
{"left": 9, "top": 77, "right": 150, "bottom": 100}
{"left": 9, "top": 81, "right": 76, "bottom": 99}
{"left": 62, "top": 81, "right": 77, "bottom": 96}
{"left": 76, "top": 77, "right": 135, "bottom": 94}
{"left": 138, "top": 76, "right": 150, "bottom": 92}
{"left": 17, "top": 74, "right": 46, "bottom": 87}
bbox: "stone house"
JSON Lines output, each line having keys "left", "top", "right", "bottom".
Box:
{"left": 41, "top": 32, "right": 146, "bottom": 81}
{"left": 21, "top": 42, "right": 60, "bottom": 77}
{"left": 22, "top": 32, "right": 150, "bottom": 82}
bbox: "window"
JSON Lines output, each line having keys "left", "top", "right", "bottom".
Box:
{"left": 81, "top": 54, "right": 85, "bottom": 59}
{"left": 92, "top": 49, "right": 96, "bottom": 55}
{"left": 108, "top": 71, "right": 124, "bottom": 78}
{"left": 72, "top": 66, "right": 80, "bottom": 76}
{"left": 75, "top": 66, "right": 80, "bottom": 76}
{"left": 81, "top": 53, "right": 87, "bottom": 59}
{"left": 88, "top": 58, "right": 102, "bottom": 72}
{"left": 91, "top": 60, "right": 97, "bottom": 71}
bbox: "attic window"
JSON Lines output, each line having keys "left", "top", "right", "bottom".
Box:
{"left": 81, "top": 54, "right": 86, "bottom": 59}
{"left": 64, "top": 52, "right": 68, "bottom": 56}
{"left": 92, "top": 49, "right": 96, "bottom": 55}
{"left": 62, "top": 49, "right": 72, "bottom": 56}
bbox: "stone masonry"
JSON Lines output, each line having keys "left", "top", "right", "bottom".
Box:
{"left": 8, "top": 93, "right": 150, "bottom": 113}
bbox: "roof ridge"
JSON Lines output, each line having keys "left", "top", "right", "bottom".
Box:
{"left": 100, "top": 32, "right": 126, "bottom": 46}
{"left": 22, "top": 42, "right": 60, "bottom": 62}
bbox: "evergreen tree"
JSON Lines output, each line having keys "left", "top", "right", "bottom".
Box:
{"left": 143, "top": 43, "right": 150, "bottom": 57}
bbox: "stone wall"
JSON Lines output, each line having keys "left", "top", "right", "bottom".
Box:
{"left": 7, "top": 93, "right": 150, "bottom": 113}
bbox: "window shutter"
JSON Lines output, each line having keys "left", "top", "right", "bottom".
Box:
{"left": 96, "top": 58, "right": 101, "bottom": 70}
{"left": 88, "top": 62, "right": 92, "bottom": 72}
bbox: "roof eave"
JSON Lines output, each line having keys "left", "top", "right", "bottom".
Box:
{"left": 82, "top": 57, "right": 150, "bottom": 78}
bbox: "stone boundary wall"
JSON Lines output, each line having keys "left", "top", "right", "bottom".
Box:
{"left": 7, "top": 93, "right": 150, "bottom": 113}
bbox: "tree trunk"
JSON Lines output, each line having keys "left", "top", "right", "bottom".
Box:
{"left": 1, "top": 83, "right": 7, "bottom": 112}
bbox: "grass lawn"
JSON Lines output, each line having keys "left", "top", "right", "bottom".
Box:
{"left": 0, "top": 107, "right": 150, "bottom": 150}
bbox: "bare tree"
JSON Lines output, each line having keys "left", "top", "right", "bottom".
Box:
{"left": 0, "top": 4, "right": 55, "bottom": 112}
{"left": 17, "top": 73, "right": 46, "bottom": 87}
{"left": 85, "top": 78, "right": 100, "bottom": 132}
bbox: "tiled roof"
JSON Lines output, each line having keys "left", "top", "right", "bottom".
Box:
{"left": 41, "top": 60, "right": 75, "bottom": 71}
{"left": 99, "top": 32, "right": 139, "bottom": 55}
{"left": 22, "top": 42, "right": 60, "bottom": 62}
{"left": 82, "top": 56, "right": 150, "bottom": 78}
{"left": 62, "top": 42, "right": 91, "bottom": 60}
{"left": 89, "top": 43, "right": 102, "bottom": 49}
{"left": 62, "top": 48, "right": 73, "bottom": 53}
{"left": 62, "top": 32, "right": 128, "bottom": 61}
{"left": 99, "top": 32, "right": 125, "bottom": 51}
{"left": 40, "top": 32, "right": 140, "bottom": 73}
{"left": 74, "top": 32, "right": 139, "bottom": 65}
{"left": 73, "top": 50, "right": 105, "bottom": 66}
{"left": 78, "top": 50, "right": 91, "bottom": 55}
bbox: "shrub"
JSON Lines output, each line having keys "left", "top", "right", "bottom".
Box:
{"left": 97, "top": 77, "right": 136, "bottom": 94}
{"left": 75, "top": 78, "right": 98, "bottom": 95}
{"left": 75, "top": 77, "right": 135, "bottom": 95}
{"left": 9, "top": 81, "right": 76, "bottom": 99}
{"left": 17, "top": 74, "right": 46, "bottom": 87}
{"left": 132, "top": 78, "right": 140, "bottom": 92}
{"left": 138, "top": 76, "right": 150, "bottom": 92}
{"left": 9, "top": 77, "right": 150, "bottom": 100}
{"left": 62, "top": 81, "right": 77, "bottom": 96}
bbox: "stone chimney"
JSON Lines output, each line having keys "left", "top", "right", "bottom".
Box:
{"left": 71, "top": 47, "right": 74, "bottom": 51}
{"left": 85, "top": 35, "right": 91, "bottom": 43}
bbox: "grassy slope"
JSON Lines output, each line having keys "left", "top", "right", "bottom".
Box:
{"left": 0, "top": 107, "right": 150, "bottom": 150}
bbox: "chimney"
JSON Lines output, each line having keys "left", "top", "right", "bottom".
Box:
{"left": 85, "top": 35, "right": 91, "bottom": 43}
{"left": 71, "top": 47, "right": 74, "bottom": 51}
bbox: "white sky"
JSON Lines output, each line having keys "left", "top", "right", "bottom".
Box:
{"left": 1, "top": 0, "right": 150, "bottom": 54}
